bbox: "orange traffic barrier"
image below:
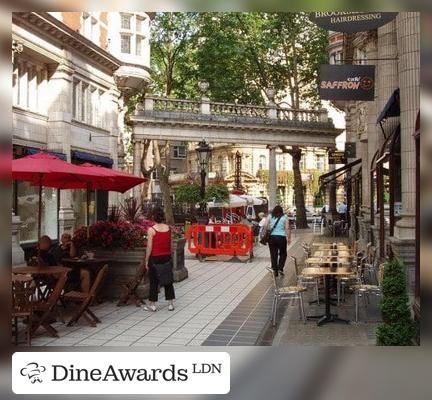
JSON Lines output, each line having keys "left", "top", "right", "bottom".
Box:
{"left": 185, "top": 224, "right": 253, "bottom": 260}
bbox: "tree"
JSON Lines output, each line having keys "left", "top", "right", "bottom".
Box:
{"left": 139, "top": 13, "right": 201, "bottom": 222}
{"left": 146, "top": 13, "right": 328, "bottom": 224}
{"left": 282, "top": 146, "right": 308, "bottom": 228}
{"left": 195, "top": 13, "right": 327, "bottom": 226}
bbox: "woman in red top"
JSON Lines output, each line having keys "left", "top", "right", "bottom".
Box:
{"left": 144, "top": 207, "right": 175, "bottom": 312}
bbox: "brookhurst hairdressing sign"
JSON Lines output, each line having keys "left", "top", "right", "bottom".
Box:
{"left": 319, "top": 65, "right": 375, "bottom": 101}
{"left": 310, "top": 12, "right": 398, "bottom": 33}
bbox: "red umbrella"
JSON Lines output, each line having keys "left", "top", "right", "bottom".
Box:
{"left": 42, "top": 162, "right": 145, "bottom": 193}
{"left": 12, "top": 152, "right": 110, "bottom": 238}
{"left": 42, "top": 162, "right": 146, "bottom": 229}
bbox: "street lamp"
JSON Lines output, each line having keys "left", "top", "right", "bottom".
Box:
{"left": 196, "top": 140, "right": 212, "bottom": 213}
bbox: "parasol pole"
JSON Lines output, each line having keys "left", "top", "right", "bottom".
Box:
{"left": 38, "top": 173, "right": 42, "bottom": 239}
{"left": 86, "top": 182, "right": 90, "bottom": 238}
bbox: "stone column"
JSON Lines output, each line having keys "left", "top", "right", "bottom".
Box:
{"left": 326, "top": 163, "right": 338, "bottom": 222}
{"left": 377, "top": 19, "right": 399, "bottom": 138}
{"left": 133, "top": 139, "right": 142, "bottom": 199}
{"left": 363, "top": 34, "right": 379, "bottom": 243}
{"left": 391, "top": 12, "right": 420, "bottom": 292}
{"left": 268, "top": 145, "right": 277, "bottom": 210}
{"left": 46, "top": 62, "right": 75, "bottom": 234}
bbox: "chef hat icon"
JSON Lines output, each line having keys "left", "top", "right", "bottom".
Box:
{"left": 20, "top": 362, "right": 46, "bottom": 383}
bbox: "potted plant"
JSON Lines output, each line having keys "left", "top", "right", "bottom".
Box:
{"left": 73, "top": 220, "right": 148, "bottom": 300}
{"left": 376, "top": 258, "right": 417, "bottom": 345}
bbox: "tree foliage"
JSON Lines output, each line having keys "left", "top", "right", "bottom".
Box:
{"left": 204, "top": 184, "right": 230, "bottom": 203}
{"left": 175, "top": 184, "right": 201, "bottom": 205}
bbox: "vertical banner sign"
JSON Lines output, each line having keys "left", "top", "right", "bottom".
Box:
{"left": 319, "top": 65, "right": 375, "bottom": 101}
{"left": 309, "top": 12, "right": 398, "bottom": 33}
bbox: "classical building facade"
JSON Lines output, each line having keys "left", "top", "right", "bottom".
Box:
{"left": 12, "top": 12, "right": 151, "bottom": 254}
{"left": 186, "top": 144, "right": 331, "bottom": 210}
{"left": 323, "top": 13, "right": 420, "bottom": 306}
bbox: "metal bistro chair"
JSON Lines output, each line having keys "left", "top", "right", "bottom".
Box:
{"left": 267, "top": 267, "right": 307, "bottom": 326}
{"left": 290, "top": 256, "right": 320, "bottom": 305}
{"left": 312, "top": 216, "right": 324, "bottom": 235}
{"left": 352, "top": 263, "right": 384, "bottom": 323}
{"left": 12, "top": 275, "right": 35, "bottom": 346}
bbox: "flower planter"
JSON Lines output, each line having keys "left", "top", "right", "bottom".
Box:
{"left": 94, "top": 238, "right": 188, "bottom": 301}
{"left": 94, "top": 247, "right": 149, "bottom": 301}
{"left": 172, "top": 238, "right": 188, "bottom": 282}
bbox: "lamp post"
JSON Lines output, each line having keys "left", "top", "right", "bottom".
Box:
{"left": 196, "top": 140, "right": 212, "bottom": 214}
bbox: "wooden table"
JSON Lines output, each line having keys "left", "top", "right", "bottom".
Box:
{"left": 312, "top": 244, "right": 350, "bottom": 250}
{"left": 313, "top": 250, "right": 354, "bottom": 258}
{"left": 13, "top": 266, "right": 70, "bottom": 337}
{"left": 305, "top": 257, "right": 352, "bottom": 266}
{"left": 302, "top": 264, "right": 355, "bottom": 326}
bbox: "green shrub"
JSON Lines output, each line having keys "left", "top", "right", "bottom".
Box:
{"left": 376, "top": 322, "right": 416, "bottom": 346}
{"left": 175, "top": 184, "right": 201, "bottom": 205}
{"left": 204, "top": 184, "right": 229, "bottom": 203}
{"left": 376, "top": 258, "right": 416, "bottom": 346}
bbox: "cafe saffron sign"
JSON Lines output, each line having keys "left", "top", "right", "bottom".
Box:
{"left": 310, "top": 12, "right": 398, "bottom": 33}
{"left": 319, "top": 65, "right": 375, "bottom": 101}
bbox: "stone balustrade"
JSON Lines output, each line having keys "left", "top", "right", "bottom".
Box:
{"left": 138, "top": 96, "right": 329, "bottom": 125}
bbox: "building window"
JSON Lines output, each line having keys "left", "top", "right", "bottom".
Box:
{"left": 13, "top": 60, "right": 48, "bottom": 114}
{"left": 72, "top": 79, "right": 79, "bottom": 119}
{"left": 72, "top": 79, "right": 105, "bottom": 127}
{"left": 136, "top": 16, "right": 144, "bottom": 32}
{"left": 121, "top": 13, "right": 132, "bottom": 30}
{"left": 330, "top": 51, "right": 342, "bottom": 64}
{"left": 277, "top": 155, "right": 285, "bottom": 171}
{"left": 15, "top": 179, "right": 59, "bottom": 243}
{"left": 136, "top": 35, "right": 142, "bottom": 56}
{"left": 300, "top": 156, "right": 306, "bottom": 170}
{"left": 315, "top": 154, "right": 325, "bottom": 170}
{"left": 173, "top": 145, "right": 186, "bottom": 159}
{"left": 121, "top": 34, "right": 131, "bottom": 54}
{"left": 259, "top": 155, "right": 266, "bottom": 170}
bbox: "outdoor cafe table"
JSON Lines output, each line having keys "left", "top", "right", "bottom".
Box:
{"left": 312, "top": 244, "right": 350, "bottom": 251}
{"left": 62, "top": 257, "right": 110, "bottom": 280}
{"left": 312, "top": 250, "right": 354, "bottom": 258}
{"left": 302, "top": 263, "right": 355, "bottom": 326}
{"left": 12, "top": 265, "right": 70, "bottom": 337}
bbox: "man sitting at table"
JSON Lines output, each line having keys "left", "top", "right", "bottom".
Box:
{"left": 28, "top": 235, "right": 57, "bottom": 266}
{"left": 50, "top": 233, "right": 91, "bottom": 293}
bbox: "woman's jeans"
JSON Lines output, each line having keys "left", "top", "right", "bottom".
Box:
{"left": 268, "top": 235, "right": 287, "bottom": 274}
{"left": 148, "top": 255, "right": 175, "bottom": 302}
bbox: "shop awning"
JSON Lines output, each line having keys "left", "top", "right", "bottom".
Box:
{"left": 72, "top": 150, "right": 113, "bottom": 167}
{"left": 25, "top": 148, "right": 66, "bottom": 161}
{"left": 377, "top": 88, "right": 400, "bottom": 124}
{"left": 319, "top": 158, "right": 362, "bottom": 184}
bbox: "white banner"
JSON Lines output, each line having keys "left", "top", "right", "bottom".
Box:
{"left": 12, "top": 352, "right": 230, "bottom": 394}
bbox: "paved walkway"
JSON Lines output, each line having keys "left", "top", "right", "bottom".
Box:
{"left": 30, "top": 229, "right": 381, "bottom": 347}
{"left": 32, "top": 243, "right": 275, "bottom": 347}
{"left": 270, "top": 235, "right": 381, "bottom": 346}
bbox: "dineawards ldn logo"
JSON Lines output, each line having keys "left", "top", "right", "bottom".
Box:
{"left": 12, "top": 352, "right": 231, "bottom": 395}
{"left": 20, "top": 362, "right": 47, "bottom": 384}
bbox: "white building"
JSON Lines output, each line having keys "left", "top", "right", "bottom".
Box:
{"left": 12, "top": 12, "right": 151, "bottom": 254}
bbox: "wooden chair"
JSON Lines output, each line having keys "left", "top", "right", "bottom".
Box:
{"left": 12, "top": 276, "right": 35, "bottom": 346}
{"left": 31, "top": 272, "right": 68, "bottom": 338}
{"left": 117, "top": 262, "right": 146, "bottom": 307}
{"left": 63, "top": 265, "right": 108, "bottom": 327}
